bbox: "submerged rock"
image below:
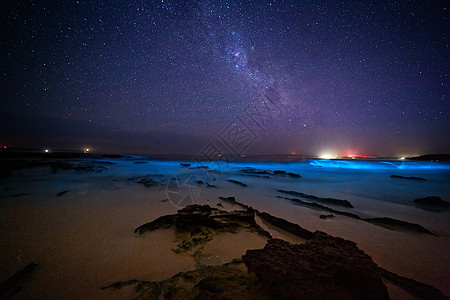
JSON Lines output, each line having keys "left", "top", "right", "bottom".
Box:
{"left": 227, "top": 179, "right": 248, "bottom": 187}
{"left": 414, "top": 196, "right": 449, "bottom": 207}
{"left": 273, "top": 170, "right": 286, "bottom": 175}
{"left": 278, "top": 196, "right": 437, "bottom": 236}
{"left": 189, "top": 166, "right": 209, "bottom": 169}
{"left": 320, "top": 213, "right": 335, "bottom": 219}
{"left": 391, "top": 174, "right": 426, "bottom": 181}
{"left": 240, "top": 168, "right": 272, "bottom": 175}
{"left": 256, "top": 211, "right": 312, "bottom": 240}
{"left": 243, "top": 233, "right": 390, "bottom": 300}
{"left": 379, "top": 268, "right": 450, "bottom": 300}
{"left": 127, "top": 175, "right": 164, "bottom": 187}
{"left": 56, "top": 190, "right": 70, "bottom": 197}
{"left": 277, "top": 189, "right": 353, "bottom": 208}
{"left": 273, "top": 170, "right": 301, "bottom": 178}
{"left": 278, "top": 195, "right": 360, "bottom": 219}
{"left": 365, "top": 217, "right": 437, "bottom": 236}
{"left": 0, "top": 263, "right": 38, "bottom": 298}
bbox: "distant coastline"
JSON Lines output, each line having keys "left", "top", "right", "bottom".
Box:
{"left": 1, "top": 148, "right": 450, "bottom": 162}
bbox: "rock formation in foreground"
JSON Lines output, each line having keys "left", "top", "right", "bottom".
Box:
{"left": 243, "top": 232, "right": 390, "bottom": 300}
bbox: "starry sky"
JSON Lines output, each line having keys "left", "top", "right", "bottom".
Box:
{"left": 1, "top": 0, "right": 449, "bottom": 156}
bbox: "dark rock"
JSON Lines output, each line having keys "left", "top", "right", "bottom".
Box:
{"left": 127, "top": 175, "right": 163, "bottom": 187}
{"left": 197, "top": 180, "right": 204, "bottom": 184}
{"left": 243, "top": 233, "right": 390, "bottom": 300}
{"left": 391, "top": 174, "right": 426, "bottom": 181}
{"left": 134, "top": 214, "right": 177, "bottom": 234}
{"left": 103, "top": 260, "right": 270, "bottom": 299}
{"left": 206, "top": 183, "right": 217, "bottom": 188}
{"left": 320, "top": 214, "right": 335, "bottom": 219}
{"left": 161, "top": 199, "right": 169, "bottom": 202}
{"left": 102, "top": 279, "right": 142, "bottom": 290}
{"left": 273, "top": 170, "right": 286, "bottom": 175}
{"left": 0, "top": 263, "right": 38, "bottom": 297}
{"left": 217, "top": 203, "right": 223, "bottom": 207}
{"left": 133, "top": 161, "right": 147, "bottom": 164}
{"left": 219, "top": 196, "right": 249, "bottom": 209}
{"left": 272, "top": 170, "right": 301, "bottom": 178}
{"left": 278, "top": 196, "right": 436, "bottom": 235}
{"left": 380, "top": 268, "right": 450, "bottom": 300}
{"left": 414, "top": 196, "right": 449, "bottom": 207}
{"left": 365, "top": 217, "right": 437, "bottom": 236}
{"left": 97, "top": 161, "right": 116, "bottom": 165}
{"left": 240, "top": 168, "right": 272, "bottom": 175}
{"left": 227, "top": 179, "right": 248, "bottom": 187}
{"left": 241, "top": 174, "right": 271, "bottom": 178}
{"left": 138, "top": 178, "right": 160, "bottom": 187}
{"left": 135, "top": 205, "right": 271, "bottom": 256}
{"left": 286, "top": 172, "right": 301, "bottom": 178}
{"left": 256, "top": 211, "right": 313, "bottom": 240}
{"left": 278, "top": 196, "right": 360, "bottom": 219}
{"left": 277, "top": 189, "right": 353, "bottom": 208}
{"left": 56, "top": 190, "right": 70, "bottom": 197}
{"left": 180, "top": 163, "right": 191, "bottom": 167}
{"left": 189, "top": 166, "right": 209, "bottom": 169}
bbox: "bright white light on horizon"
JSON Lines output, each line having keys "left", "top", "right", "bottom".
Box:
{"left": 319, "top": 154, "right": 338, "bottom": 159}
{"left": 400, "top": 156, "right": 405, "bottom": 160}
{"left": 44, "top": 149, "right": 49, "bottom": 153}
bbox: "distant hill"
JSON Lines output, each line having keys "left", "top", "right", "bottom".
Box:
{"left": 409, "top": 154, "right": 450, "bottom": 161}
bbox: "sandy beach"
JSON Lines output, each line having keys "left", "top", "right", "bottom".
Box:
{"left": 1, "top": 154, "right": 449, "bottom": 299}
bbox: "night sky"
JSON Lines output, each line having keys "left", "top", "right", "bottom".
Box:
{"left": 1, "top": 1, "right": 449, "bottom": 156}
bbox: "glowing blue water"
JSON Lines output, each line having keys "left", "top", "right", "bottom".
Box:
{"left": 308, "top": 159, "right": 450, "bottom": 170}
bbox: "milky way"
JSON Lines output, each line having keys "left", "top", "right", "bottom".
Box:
{"left": 1, "top": 1, "right": 449, "bottom": 156}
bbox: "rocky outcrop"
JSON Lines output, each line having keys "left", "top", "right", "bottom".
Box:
{"left": 218, "top": 196, "right": 250, "bottom": 209}
{"left": 278, "top": 195, "right": 437, "bottom": 236}
{"left": 273, "top": 170, "right": 301, "bottom": 178}
{"left": 320, "top": 214, "right": 335, "bottom": 219}
{"left": 240, "top": 168, "right": 301, "bottom": 178}
{"left": 365, "top": 217, "right": 438, "bottom": 236}
{"left": 102, "top": 259, "right": 271, "bottom": 300}
{"left": 379, "top": 268, "right": 450, "bottom": 300}
{"left": 256, "top": 211, "right": 313, "bottom": 240}
{"left": 391, "top": 174, "right": 425, "bottom": 181}
{"left": 277, "top": 190, "right": 353, "bottom": 208}
{"left": 243, "top": 233, "right": 390, "bottom": 300}
{"left": 414, "top": 196, "right": 450, "bottom": 212}
{"left": 127, "top": 175, "right": 164, "bottom": 187}
{"left": 135, "top": 205, "right": 271, "bottom": 258}
{"left": 227, "top": 179, "right": 248, "bottom": 187}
